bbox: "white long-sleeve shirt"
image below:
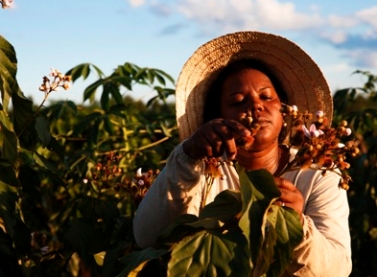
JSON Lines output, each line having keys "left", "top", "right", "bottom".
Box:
{"left": 133, "top": 142, "right": 352, "bottom": 277}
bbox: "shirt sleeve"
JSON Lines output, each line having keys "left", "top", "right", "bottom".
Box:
{"left": 283, "top": 169, "right": 352, "bottom": 277}
{"left": 133, "top": 142, "right": 206, "bottom": 248}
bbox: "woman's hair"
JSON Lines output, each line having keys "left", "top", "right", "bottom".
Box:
{"left": 203, "top": 59, "right": 288, "bottom": 123}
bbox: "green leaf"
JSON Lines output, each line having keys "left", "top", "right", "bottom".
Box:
{"left": 122, "top": 62, "right": 139, "bottom": 76}
{"left": 12, "top": 218, "right": 31, "bottom": 256}
{"left": 33, "top": 152, "right": 60, "bottom": 175}
{"left": 237, "top": 168, "right": 280, "bottom": 272}
{"left": 157, "top": 214, "right": 199, "bottom": 247}
{"left": 0, "top": 121, "right": 18, "bottom": 164}
{"left": 48, "top": 100, "right": 77, "bottom": 119}
{"left": 134, "top": 67, "right": 148, "bottom": 83}
{"left": 65, "top": 218, "right": 103, "bottom": 253}
{"left": 73, "top": 111, "right": 103, "bottom": 136}
{"left": 35, "top": 115, "right": 51, "bottom": 147}
{"left": 264, "top": 206, "right": 303, "bottom": 277}
{"left": 168, "top": 229, "right": 251, "bottom": 277}
{"left": 199, "top": 189, "right": 242, "bottom": 223}
{"left": 0, "top": 179, "right": 18, "bottom": 237}
{"left": 107, "top": 82, "right": 123, "bottom": 104}
{"left": 87, "top": 118, "right": 101, "bottom": 147}
{"left": 103, "top": 116, "right": 115, "bottom": 136}
{"left": 94, "top": 251, "right": 106, "bottom": 266}
{"left": 0, "top": 36, "right": 18, "bottom": 114}
{"left": 153, "top": 68, "right": 175, "bottom": 85}
{"left": 46, "top": 136, "right": 65, "bottom": 160}
{"left": 109, "top": 75, "right": 132, "bottom": 91}
{"left": 146, "top": 69, "right": 155, "bottom": 84}
{"left": 108, "top": 104, "right": 128, "bottom": 119}
{"left": 0, "top": 109, "right": 13, "bottom": 130}
{"left": 94, "top": 200, "right": 120, "bottom": 223}
{"left": 237, "top": 168, "right": 303, "bottom": 276}
{"left": 83, "top": 78, "right": 105, "bottom": 102}
{"left": 11, "top": 90, "right": 38, "bottom": 149}
{"left": 159, "top": 122, "right": 171, "bottom": 137}
{"left": 154, "top": 71, "right": 166, "bottom": 86}
{"left": 0, "top": 228, "right": 23, "bottom": 276}
{"left": 0, "top": 161, "right": 19, "bottom": 187}
{"left": 117, "top": 247, "right": 169, "bottom": 277}
{"left": 66, "top": 63, "right": 87, "bottom": 82}
{"left": 238, "top": 168, "right": 280, "bottom": 215}
{"left": 65, "top": 63, "right": 105, "bottom": 82}
{"left": 102, "top": 241, "right": 130, "bottom": 277}
{"left": 100, "top": 85, "right": 110, "bottom": 111}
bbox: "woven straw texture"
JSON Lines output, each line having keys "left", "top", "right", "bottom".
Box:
{"left": 176, "top": 31, "right": 332, "bottom": 141}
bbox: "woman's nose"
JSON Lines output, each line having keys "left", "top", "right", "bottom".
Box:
{"left": 249, "top": 97, "right": 263, "bottom": 112}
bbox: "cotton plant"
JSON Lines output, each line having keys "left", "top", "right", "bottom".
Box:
{"left": 1, "top": 0, "right": 13, "bottom": 9}
{"left": 279, "top": 103, "right": 359, "bottom": 190}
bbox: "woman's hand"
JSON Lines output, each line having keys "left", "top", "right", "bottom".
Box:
{"left": 274, "top": 177, "right": 305, "bottom": 224}
{"left": 182, "top": 119, "right": 254, "bottom": 160}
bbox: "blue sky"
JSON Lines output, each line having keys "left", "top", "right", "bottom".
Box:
{"left": 2, "top": 0, "right": 377, "bottom": 105}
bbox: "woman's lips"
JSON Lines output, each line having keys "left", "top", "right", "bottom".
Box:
{"left": 253, "top": 117, "right": 271, "bottom": 127}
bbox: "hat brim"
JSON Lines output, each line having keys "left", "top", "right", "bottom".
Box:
{"left": 176, "top": 31, "right": 332, "bottom": 141}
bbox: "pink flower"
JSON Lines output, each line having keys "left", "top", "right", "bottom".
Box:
{"left": 302, "top": 124, "right": 324, "bottom": 138}
{"left": 316, "top": 110, "right": 324, "bottom": 118}
{"left": 49, "top": 68, "right": 59, "bottom": 77}
{"left": 344, "top": 128, "right": 352, "bottom": 136}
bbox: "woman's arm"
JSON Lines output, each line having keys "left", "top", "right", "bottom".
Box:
{"left": 283, "top": 169, "right": 352, "bottom": 277}
{"left": 133, "top": 142, "right": 205, "bottom": 248}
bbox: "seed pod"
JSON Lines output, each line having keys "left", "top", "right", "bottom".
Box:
{"left": 337, "top": 126, "right": 345, "bottom": 133}
{"left": 340, "top": 120, "right": 348, "bottom": 127}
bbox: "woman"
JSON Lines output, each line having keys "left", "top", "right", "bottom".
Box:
{"left": 133, "top": 31, "right": 352, "bottom": 276}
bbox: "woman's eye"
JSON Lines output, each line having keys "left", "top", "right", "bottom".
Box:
{"left": 260, "top": 94, "right": 273, "bottom": 100}
{"left": 229, "top": 94, "right": 245, "bottom": 104}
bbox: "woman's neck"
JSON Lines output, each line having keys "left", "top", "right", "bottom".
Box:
{"left": 236, "top": 142, "right": 281, "bottom": 175}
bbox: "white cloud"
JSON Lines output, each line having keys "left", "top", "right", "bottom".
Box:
{"left": 321, "top": 30, "right": 348, "bottom": 44}
{"left": 328, "top": 15, "right": 359, "bottom": 29}
{"left": 253, "top": 0, "right": 323, "bottom": 30}
{"left": 150, "top": 2, "right": 173, "bottom": 16}
{"left": 176, "top": 0, "right": 323, "bottom": 33}
{"left": 132, "top": 0, "right": 377, "bottom": 70}
{"left": 348, "top": 49, "right": 377, "bottom": 68}
{"left": 128, "top": 0, "right": 145, "bottom": 8}
{"left": 356, "top": 6, "right": 377, "bottom": 28}
{"left": 326, "top": 62, "right": 351, "bottom": 73}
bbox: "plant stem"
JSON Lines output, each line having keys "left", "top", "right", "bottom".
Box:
{"left": 17, "top": 91, "right": 50, "bottom": 138}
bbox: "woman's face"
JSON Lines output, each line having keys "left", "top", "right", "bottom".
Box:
{"left": 220, "top": 68, "right": 283, "bottom": 150}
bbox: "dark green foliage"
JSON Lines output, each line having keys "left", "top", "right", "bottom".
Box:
{"left": 0, "top": 36, "right": 177, "bottom": 276}
{"left": 333, "top": 70, "right": 377, "bottom": 277}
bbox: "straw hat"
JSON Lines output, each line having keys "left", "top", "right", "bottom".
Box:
{"left": 175, "top": 31, "right": 332, "bottom": 141}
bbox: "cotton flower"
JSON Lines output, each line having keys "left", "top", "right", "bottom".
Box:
{"left": 136, "top": 168, "right": 142, "bottom": 177}
{"left": 49, "top": 68, "right": 59, "bottom": 77}
{"left": 40, "top": 246, "right": 50, "bottom": 255}
{"left": 316, "top": 110, "right": 324, "bottom": 118}
{"left": 344, "top": 128, "right": 352, "bottom": 136}
{"left": 302, "top": 124, "right": 324, "bottom": 138}
{"left": 1, "top": 0, "right": 13, "bottom": 8}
